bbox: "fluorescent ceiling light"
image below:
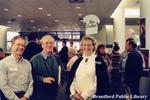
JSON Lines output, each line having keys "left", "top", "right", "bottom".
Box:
{"left": 124, "top": 8, "right": 140, "bottom": 18}
{"left": 75, "top": 6, "right": 81, "bottom": 9}
{"left": 4, "top": 9, "right": 8, "bottom": 11}
{"left": 18, "top": 15, "right": 22, "bottom": 17}
{"left": 78, "top": 13, "right": 82, "bottom": 16}
{"left": 30, "top": 20, "right": 35, "bottom": 22}
{"left": 38, "top": 8, "right": 43, "bottom": 10}
{"left": 55, "top": 20, "right": 59, "bottom": 22}
{"left": 47, "top": 14, "right": 52, "bottom": 16}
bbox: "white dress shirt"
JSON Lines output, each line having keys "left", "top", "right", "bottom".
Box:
{"left": 0, "top": 54, "right": 33, "bottom": 100}
{"left": 70, "top": 54, "right": 96, "bottom": 100}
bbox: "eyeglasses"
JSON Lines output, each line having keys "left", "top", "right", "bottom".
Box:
{"left": 42, "top": 42, "right": 54, "bottom": 45}
{"left": 82, "top": 44, "right": 93, "bottom": 47}
{"left": 15, "top": 44, "right": 26, "bottom": 48}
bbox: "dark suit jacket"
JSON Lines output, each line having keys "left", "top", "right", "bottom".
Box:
{"left": 23, "top": 41, "right": 42, "bottom": 61}
{"left": 59, "top": 46, "right": 68, "bottom": 63}
{"left": 125, "top": 49, "right": 143, "bottom": 86}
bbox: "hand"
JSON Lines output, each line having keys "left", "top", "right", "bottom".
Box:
{"left": 72, "top": 93, "right": 84, "bottom": 100}
{"left": 20, "top": 96, "right": 27, "bottom": 100}
{"left": 58, "top": 83, "right": 62, "bottom": 88}
{"left": 43, "top": 77, "right": 55, "bottom": 84}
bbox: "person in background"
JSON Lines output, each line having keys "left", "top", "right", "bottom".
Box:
{"left": 23, "top": 33, "right": 42, "bottom": 61}
{"left": 127, "top": 28, "right": 135, "bottom": 39}
{"left": 110, "top": 42, "right": 122, "bottom": 95}
{"left": 30, "top": 35, "right": 64, "bottom": 100}
{"left": 125, "top": 38, "right": 143, "bottom": 95}
{"left": 59, "top": 40, "right": 68, "bottom": 70}
{"left": 0, "top": 48, "right": 5, "bottom": 60}
{"left": 96, "top": 44, "right": 110, "bottom": 95}
{"left": 66, "top": 49, "right": 82, "bottom": 72}
{"left": 96, "top": 44, "right": 111, "bottom": 68}
{"left": 68, "top": 41, "right": 77, "bottom": 60}
{"left": 53, "top": 46, "right": 58, "bottom": 54}
{"left": 0, "top": 35, "right": 33, "bottom": 100}
{"left": 121, "top": 38, "right": 145, "bottom": 76}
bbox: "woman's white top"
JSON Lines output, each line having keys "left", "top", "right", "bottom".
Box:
{"left": 70, "top": 53, "right": 97, "bottom": 100}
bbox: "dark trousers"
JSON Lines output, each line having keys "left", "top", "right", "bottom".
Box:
{"left": 0, "top": 91, "right": 25, "bottom": 100}
{"left": 31, "top": 95, "right": 56, "bottom": 100}
{"left": 31, "top": 82, "right": 58, "bottom": 100}
{"left": 31, "top": 91, "right": 57, "bottom": 100}
{"left": 129, "top": 83, "right": 140, "bottom": 95}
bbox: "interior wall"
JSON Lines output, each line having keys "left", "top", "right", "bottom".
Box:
{"left": 91, "top": 26, "right": 107, "bottom": 45}
{"left": 0, "top": 25, "right": 9, "bottom": 51}
{"left": 91, "top": 24, "right": 140, "bottom": 54}
{"left": 125, "top": 25, "right": 140, "bottom": 42}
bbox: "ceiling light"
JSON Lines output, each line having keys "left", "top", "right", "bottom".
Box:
{"left": 18, "top": 15, "right": 22, "bottom": 17}
{"left": 78, "top": 13, "right": 82, "bottom": 16}
{"left": 75, "top": 6, "right": 81, "bottom": 9}
{"left": 33, "top": 26, "right": 36, "bottom": 29}
{"left": 38, "top": 8, "right": 43, "bottom": 10}
{"left": 55, "top": 20, "right": 59, "bottom": 22}
{"left": 30, "top": 20, "right": 35, "bottom": 22}
{"left": 47, "top": 14, "right": 52, "bottom": 16}
{"left": 4, "top": 9, "right": 8, "bottom": 11}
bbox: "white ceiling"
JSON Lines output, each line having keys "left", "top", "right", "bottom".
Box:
{"left": 0, "top": 0, "right": 122, "bottom": 31}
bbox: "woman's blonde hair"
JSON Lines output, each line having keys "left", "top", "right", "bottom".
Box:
{"left": 80, "top": 35, "right": 97, "bottom": 51}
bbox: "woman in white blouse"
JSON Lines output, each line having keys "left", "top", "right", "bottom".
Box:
{"left": 68, "top": 35, "right": 97, "bottom": 100}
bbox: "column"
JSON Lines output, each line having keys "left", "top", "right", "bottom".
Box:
{"left": 113, "top": 7, "right": 125, "bottom": 53}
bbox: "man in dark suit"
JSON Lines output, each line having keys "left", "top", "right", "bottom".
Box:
{"left": 59, "top": 40, "right": 68, "bottom": 69}
{"left": 125, "top": 38, "right": 143, "bottom": 95}
{"left": 23, "top": 33, "right": 42, "bottom": 61}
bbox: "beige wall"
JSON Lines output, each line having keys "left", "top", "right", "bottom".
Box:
{"left": 0, "top": 25, "right": 9, "bottom": 51}
{"left": 90, "top": 25, "right": 140, "bottom": 53}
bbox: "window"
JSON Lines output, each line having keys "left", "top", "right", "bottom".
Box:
{"left": 6, "top": 31, "right": 19, "bottom": 51}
